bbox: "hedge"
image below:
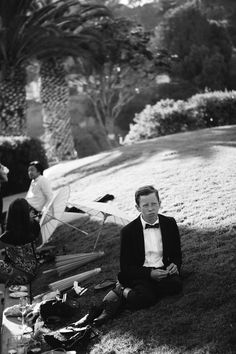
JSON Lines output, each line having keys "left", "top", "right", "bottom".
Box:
{"left": 0, "top": 137, "right": 48, "bottom": 197}
{"left": 188, "top": 90, "right": 236, "bottom": 127}
{"left": 124, "top": 90, "right": 236, "bottom": 144}
{"left": 73, "top": 125, "right": 110, "bottom": 158}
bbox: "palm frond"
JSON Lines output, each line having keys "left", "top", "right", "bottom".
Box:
{"left": 0, "top": 0, "right": 33, "bottom": 26}
{"left": 27, "top": 0, "right": 77, "bottom": 27}
{"left": 0, "top": 0, "right": 110, "bottom": 73}
{"left": 23, "top": 33, "right": 102, "bottom": 60}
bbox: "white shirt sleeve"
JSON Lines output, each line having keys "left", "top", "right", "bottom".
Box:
{"left": 40, "top": 176, "right": 53, "bottom": 207}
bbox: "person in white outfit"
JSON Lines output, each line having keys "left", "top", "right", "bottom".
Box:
{"left": 0, "top": 163, "right": 9, "bottom": 232}
{"left": 26, "top": 161, "right": 53, "bottom": 215}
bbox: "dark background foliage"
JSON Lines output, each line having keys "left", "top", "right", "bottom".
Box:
{"left": 0, "top": 137, "right": 48, "bottom": 196}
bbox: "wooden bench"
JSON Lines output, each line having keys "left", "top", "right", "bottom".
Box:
{"left": 0, "top": 284, "right": 30, "bottom": 354}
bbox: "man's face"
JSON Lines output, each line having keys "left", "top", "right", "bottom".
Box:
{"left": 28, "top": 166, "right": 40, "bottom": 180}
{"left": 136, "top": 192, "right": 160, "bottom": 224}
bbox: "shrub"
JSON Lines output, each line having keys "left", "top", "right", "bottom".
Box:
{"left": 189, "top": 90, "right": 236, "bottom": 127}
{"left": 116, "top": 82, "right": 198, "bottom": 136}
{"left": 0, "top": 137, "right": 48, "bottom": 196}
{"left": 124, "top": 90, "right": 236, "bottom": 144}
{"left": 124, "top": 98, "right": 205, "bottom": 144}
{"left": 73, "top": 125, "right": 110, "bottom": 158}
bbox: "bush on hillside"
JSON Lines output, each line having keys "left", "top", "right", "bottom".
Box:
{"left": 124, "top": 90, "right": 236, "bottom": 144}
{"left": 73, "top": 125, "right": 110, "bottom": 157}
{"left": 189, "top": 90, "right": 236, "bottom": 127}
{"left": 124, "top": 98, "right": 205, "bottom": 144}
{"left": 116, "top": 82, "right": 198, "bottom": 136}
{"left": 0, "top": 137, "right": 48, "bottom": 196}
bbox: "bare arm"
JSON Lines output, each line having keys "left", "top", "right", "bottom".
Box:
{"left": 0, "top": 164, "right": 8, "bottom": 182}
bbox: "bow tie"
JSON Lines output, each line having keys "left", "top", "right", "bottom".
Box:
{"left": 145, "top": 223, "right": 159, "bottom": 229}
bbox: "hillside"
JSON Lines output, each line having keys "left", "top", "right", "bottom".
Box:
{"left": 35, "top": 125, "right": 236, "bottom": 353}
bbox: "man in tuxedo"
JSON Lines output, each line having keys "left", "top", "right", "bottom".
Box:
{"left": 93, "top": 185, "right": 182, "bottom": 325}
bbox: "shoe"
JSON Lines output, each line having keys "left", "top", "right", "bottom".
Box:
{"left": 74, "top": 305, "right": 102, "bottom": 327}
{"left": 94, "top": 279, "right": 116, "bottom": 291}
{"left": 65, "top": 206, "right": 85, "bottom": 213}
{"left": 93, "top": 289, "right": 123, "bottom": 326}
{"left": 93, "top": 309, "right": 110, "bottom": 326}
{"left": 95, "top": 194, "right": 115, "bottom": 203}
{"left": 113, "top": 282, "right": 125, "bottom": 297}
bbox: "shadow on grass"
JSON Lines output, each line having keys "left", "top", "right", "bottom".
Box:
{"left": 32, "top": 218, "right": 236, "bottom": 354}
{"left": 54, "top": 126, "right": 236, "bottom": 190}
{"left": 90, "top": 224, "right": 235, "bottom": 354}
{"left": 31, "top": 216, "right": 121, "bottom": 297}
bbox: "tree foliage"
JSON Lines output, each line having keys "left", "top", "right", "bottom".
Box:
{"left": 34, "top": 0, "right": 111, "bottom": 161}
{"left": 69, "top": 17, "right": 169, "bottom": 143}
{"left": 152, "top": 1, "right": 232, "bottom": 90}
{"left": 200, "top": 0, "right": 236, "bottom": 46}
{"left": 0, "top": 0, "right": 110, "bottom": 142}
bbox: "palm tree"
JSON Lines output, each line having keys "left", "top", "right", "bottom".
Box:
{"left": 37, "top": 1, "right": 110, "bottom": 161}
{"left": 0, "top": 0, "right": 110, "bottom": 160}
{"left": 40, "top": 58, "right": 75, "bottom": 162}
{"left": 0, "top": 0, "right": 33, "bottom": 135}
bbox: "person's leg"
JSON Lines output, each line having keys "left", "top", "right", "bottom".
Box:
{"left": 93, "top": 276, "right": 182, "bottom": 325}
{"left": 125, "top": 279, "right": 157, "bottom": 310}
{"left": 93, "top": 279, "right": 157, "bottom": 325}
{"left": 120, "top": 275, "right": 182, "bottom": 312}
{"left": 0, "top": 260, "right": 13, "bottom": 284}
{"left": 0, "top": 260, "right": 35, "bottom": 286}
{"left": 152, "top": 274, "right": 183, "bottom": 298}
{"left": 0, "top": 194, "right": 3, "bottom": 232}
{"left": 0, "top": 211, "right": 6, "bottom": 232}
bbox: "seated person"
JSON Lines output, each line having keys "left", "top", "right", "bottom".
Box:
{"left": 0, "top": 162, "right": 9, "bottom": 232}
{"left": 92, "top": 185, "right": 183, "bottom": 325}
{"left": 0, "top": 198, "right": 40, "bottom": 285}
{"left": 26, "top": 161, "right": 53, "bottom": 215}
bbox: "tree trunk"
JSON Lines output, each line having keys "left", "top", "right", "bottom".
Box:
{"left": 105, "top": 116, "right": 119, "bottom": 147}
{"left": 87, "top": 95, "right": 113, "bottom": 149}
{"left": 40, "top": 59, "right": 77, "bottom": 162}
{"left": 0, "top": 67, "right": 27, "bottom": 135}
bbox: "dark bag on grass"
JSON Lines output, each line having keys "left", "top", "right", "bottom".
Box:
{"left": 40, "top": 298, "right": 80, "bottom": 325}
{"left": 44, "top": 325, "right": 93, "bottom": 351}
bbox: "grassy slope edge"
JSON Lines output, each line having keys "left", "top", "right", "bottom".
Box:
{"left": 33, "top": 125, "right": 236, "bottom": 354}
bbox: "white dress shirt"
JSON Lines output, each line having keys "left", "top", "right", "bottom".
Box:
{"left": 26, "top": 175, "right": 53, "bottom": 212}
{"left": 141, "top": 215, "right": 164, "bottom": 268}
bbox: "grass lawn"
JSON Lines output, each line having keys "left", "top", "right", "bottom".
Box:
{"left": 32, "top": 125, "right": 236, "bottom": 354}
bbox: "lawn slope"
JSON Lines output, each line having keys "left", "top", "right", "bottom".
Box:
{"left": 35, "top": 125, "right": 236, "bottom": 354}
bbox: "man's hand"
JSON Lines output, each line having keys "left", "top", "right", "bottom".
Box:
{"left": 166, "top": 263, "right": 179, "bottom": 275}
{"left": 150, "top": 268, "right": 169, "bottom": 281}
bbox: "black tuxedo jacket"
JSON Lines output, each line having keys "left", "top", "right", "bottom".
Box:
{"left": 119, "top": 214, "right": 182, "bottom": 285}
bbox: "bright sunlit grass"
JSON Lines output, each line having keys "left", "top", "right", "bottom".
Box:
{"left": 33, "top": 125, "right": 236, "bottom": 354}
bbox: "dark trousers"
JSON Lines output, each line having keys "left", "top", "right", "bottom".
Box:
{"left": 122, "top": 275, "right": 182, "bottom": 311}
{"left": 0, "top": 195, "right": 2, "bottom": 222}
{"left": 0, "top": 195, "right": 4, "bottom": 230}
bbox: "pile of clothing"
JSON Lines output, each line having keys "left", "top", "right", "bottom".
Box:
{"left": 6, "top": 285, "right": 99, "bottom": 352}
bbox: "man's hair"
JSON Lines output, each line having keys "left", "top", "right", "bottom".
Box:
{"left": 29, "top": 161, "right": 44, "bottom": 175}
{"left": 135, "top": 185, "right": 160, "bottom": 206}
